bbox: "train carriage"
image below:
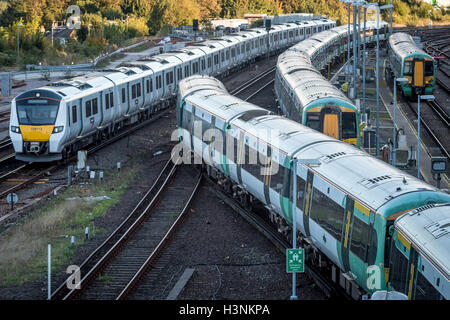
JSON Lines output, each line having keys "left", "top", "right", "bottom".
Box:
{"left": 387, "top": 32, "right": 436, "bottom": 97}
{"left": 275, "top": 21, "right": 388, "bottom": 148}
{"left": 10, "top": 18, "right": 336, "bottom": 162}
{"left": 389, "top": 203, "right": 450, "bottom": 300}
{"left": 177, "top": 75, "right": 450, "bottom": 299}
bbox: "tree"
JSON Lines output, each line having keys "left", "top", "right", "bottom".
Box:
{"left": 121, "top": 0, "right": 150, "bottom": 17}
{"left": 148, "top": 0, "right": 200, "bottom": 34}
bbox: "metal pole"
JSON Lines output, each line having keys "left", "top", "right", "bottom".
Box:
{"left": 347, "top": 3, "right": 351, "bottom": 73}
{"left": 389, "top": 0, "right": 393, "bottom": 36}
{"left": 393, "top": 79, "right": 397, "bottom": 166}
{"left": 376, "top": 26, "right": 380, "bottom": 156}
{"left": 417, "top": 95, "right": 421, "bottom": 179}
{"left": 290, "top": 158, "right": 297, "bottom": 300}
{"left": 48, "top": 243, "right": 51, "bottom": 300}
{"left": 362, "top": 7, "right": 367, "bottom": 116}
{"left": 17, "top": 27, "right": 20, "bottom": 58}
{"left": 357, "top": 4, "right": 361, "bottom": 67}
{"left": 353, "top": 5, "right": 357, "bottom": 97}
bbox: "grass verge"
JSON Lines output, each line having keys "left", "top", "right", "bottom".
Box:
{"left": 0, "top": 162, "right": 141, "bottom": 286}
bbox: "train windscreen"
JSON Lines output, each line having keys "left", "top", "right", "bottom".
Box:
{"left": 425, "top": 61, "right": 434, "bottom": 76}
{"left": 342, "top": 113, "right": 356, "bottom": 139}
{"left": 15, "top": 91, "right": 61, "bottom": 125}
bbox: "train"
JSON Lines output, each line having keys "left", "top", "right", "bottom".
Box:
{"left": 275, "top": 21, "right": 389, "bottom": 148}
{"left": 176, "top": 75, "right": 450, "bottom": 300}
{"left": 386, "top": 32, "right": 436, "bottom": 98}
{"left": 9, "top": 18, "right": 336, "bottom": 162}
{"left": 389, "top": 203, "right": 449, "bottom": 300}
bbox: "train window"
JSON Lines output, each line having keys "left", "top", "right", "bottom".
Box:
{"left": 310, "top": 188, "right": 344, "bottom": 240}
{"left": 208, "top": 57, "right": 212, "bottom": 68}
{"left": 231, "top": 48, "right": 235, "bottom": 58}
{"left": 214, "top": 55, "right": 219, "bottom": 65}
{"left": 404, "top": 61, "right": 412, "bottom": 75}
{"left": 350, "top": 216, "right": 370, "bottom": 261}
{"left": 237, "top": 46, "right": 240, "bottom": 55}
{"left": 166, "top": 73, "right": 170, "bottom": 85}
{"left": 194, "top": 62, "right": 199, "bottom": 74}
{"left": 306, "top": 113, "right": 320, "bottom": 131}
{"left": 182, "top": 108, "right": 191, "bottom": 130}
{"left": 342, "top": 113, "right": 357, "bottom": 139}
{"left": 146, "top": 79, "right": 150, "bottom": 93}
{"left": 296, "top": 176, "right": 306, "bottom": 210}
{"left": 201, "top": 59, "right": 205, "bottom": 70}
{"left": 260, "top": 38, "right": 264, "bottom": 46}
{"left": 415, "top": 271, "right": 441, "bottom": 300}
{"left": 241, "top": 44, "right": 245, "bottom": 53}
{"left": 243, "top": 145, "right": 260, "bottom": 180}
{"left": 132, "top": 84, "right": 136, "bottom": 99}
{"left": 389, "top": 243, "right": 409, "bottom": 294}
{"left": 85, "top": 100, "right": 91, "bottom": 117}
{"left": 137, "top": 83, "right": 141, "bottom": 97}
{"left": 177, "top": 68, "right": 182, "bottom": 80}
{"left": 185, "top": 65, "right": 189, "bottom": 77}
{"left": 105, "top": 93, "right": 110, "bottom": 109}
{"left": 226, "top": 50, "right": 229, "bottom": 60}
{"left": 270, "top": 162, "right": 285, "bottom": 192}
{"left": 300, "top": 29, "right": 303, "bottom": 36}
{"left": 72, "top": 105, "right": 77, "bottom": 124}
{"left": 221, "top": 52, "right": 224, "bottom": 62}
{"left": 92, "top": 98, "right": 98, "bottom": 115}
{"left": 282, "top": 166, "right": 292, "bottom": 200}
{"left": 110, "top": 92, "right": 114, "bottom": 108}
{"left": 425, "top": 61, "right": 433, "bottom": 76}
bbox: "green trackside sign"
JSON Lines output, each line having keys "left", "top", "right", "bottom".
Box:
{"left": 286, "top": 248, "right": 304, "bottom": 273}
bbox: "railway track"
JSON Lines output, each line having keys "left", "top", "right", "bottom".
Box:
{"left": 0, "top": 108, "right": 171, "bottom": 204}
{"left": 207, "top": 180, "right": 351, "bottom": 300}
{"left": 403, "top": 98, "right": 450, "bottom": 163}
{"left": 230, "top": 66, "right": 276, "bottom": 101}
{"left": 51, "top": 158, "right": 201, "bottom": 300}
{"left": 0, "top": 138, "right": 12, "bottom": 152}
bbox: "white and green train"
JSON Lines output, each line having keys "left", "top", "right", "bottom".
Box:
{"left": 176, "top": 75, "right": 450, "bottom": 300}
{"left": 387, "top": 32, "right": 436, "bottom": 98}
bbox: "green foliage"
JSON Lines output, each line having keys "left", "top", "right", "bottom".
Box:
{"left": 0, "top": 0, "right": 449, "bottom": 69}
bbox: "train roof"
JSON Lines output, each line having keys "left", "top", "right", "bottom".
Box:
{"left": 180, "top": 76, "right": 449, "bottom": 215}
{"left": 389, "top": 32, "right": 432, "bottom": 60}
{"left": 43, "top": 72, "right": 116, "bottom": 98}
{"left": 395, "top": 203, "right": 450, "bottom": 281}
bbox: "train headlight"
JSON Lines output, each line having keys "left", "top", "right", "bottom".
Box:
{"left": 11, "top": 126, "right": 20, "bottom": 133}
{"left": 52, "top": 126, "right": 64, "bottom": 133}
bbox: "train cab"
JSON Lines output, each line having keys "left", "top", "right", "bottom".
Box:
{"left": 388, "top": 203, "right": 449, "bottom": 300}
{"left": 10, "top": 89, "right": 65, "bottom": 161}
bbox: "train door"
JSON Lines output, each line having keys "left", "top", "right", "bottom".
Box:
{"left": 413, "top": 59, "right": 424, "bottom": 89}
{"left": 70, "top": 101, "right": 82, "bottom": 139}
{"left": 321, "top": 108, "right": 341, "bottom": 140}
